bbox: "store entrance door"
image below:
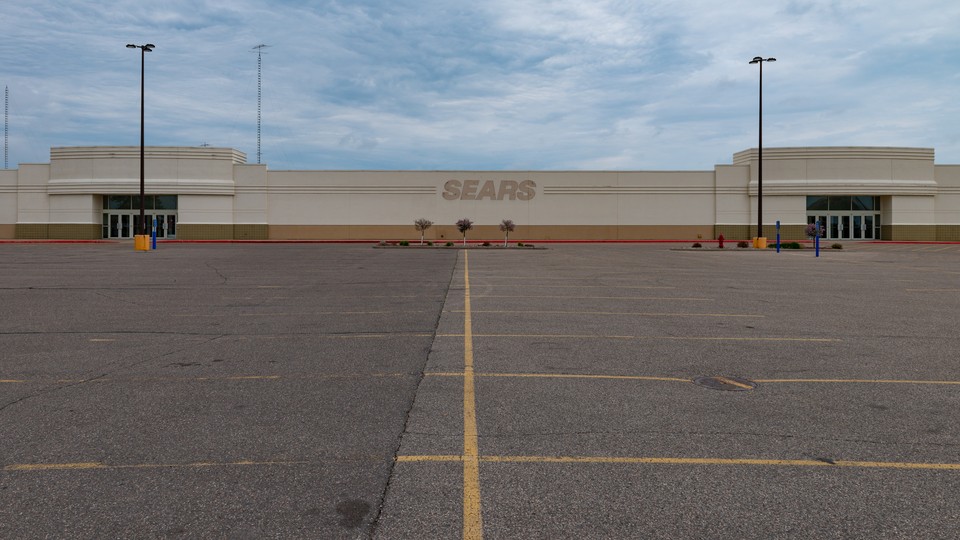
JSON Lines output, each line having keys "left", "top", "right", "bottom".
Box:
{"left": 809, "top": 213, "right": 880, "bottom": 240}
{"left": 103, "top": 212, "right": 177, "bottom": 239}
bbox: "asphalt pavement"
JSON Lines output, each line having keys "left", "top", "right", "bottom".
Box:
{"left": 2, "top": 242, "right": 959, "bottom": 539}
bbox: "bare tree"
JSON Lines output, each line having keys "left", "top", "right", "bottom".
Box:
{"left": 456, "top": 218, "right": 473, "bottom": 246}
{"left": 414, "top": 218, "right": 433, "bottom": 245}
{"left": 500, "top": 219, "right": 515, "bottom": 247}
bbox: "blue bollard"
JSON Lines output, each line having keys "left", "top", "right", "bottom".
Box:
{"left": 815, "top": 220, "right": 820, "bottom": 258}
{"left": 776, "top": 220, "right": 780, "bottom": 253}
{"left": 151, "top": 217, "right": 157, "bottom": 250}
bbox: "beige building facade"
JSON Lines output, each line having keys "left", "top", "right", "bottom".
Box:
{"left": 2, "top": 145, "right": 959, "bottom": 241}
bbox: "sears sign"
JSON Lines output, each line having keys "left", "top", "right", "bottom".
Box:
{"left": 442, "top": 179, "right": 536, "bottom": 201}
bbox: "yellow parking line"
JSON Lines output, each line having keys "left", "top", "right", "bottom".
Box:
{"left": 3, "top": 459, "right": 312, "bottom": 472}
{"left": 426, "top": 372, "right": 689, "bottom": 383}
{"left": 473, "top": 295, "right": 713, "bottom": 301}
{"left": 5, "top": 373, "right": 408, "bottom": 385}
{"left": 397, "top": 455, "right": 960, "bottom": 471}
{"left": 455, "top": 310, "right": 762, "bottom": 318}
{"left": 480, "top": 456, "right": 960, "bottom": 471}
{"left": 461, "top": 252, "right": 484, "bottom": 540}
{"left": 397, "top": 455, "right": 464, "bottom": 462}
{"left": 712, "top": 376, "right": 755, "bottom": 390}
{"left": 12, "top": 455, "right": 958, "bottom": 473}
{"left": 475, "top": 284, "right": 676, "bottom": 290}
{"left": 424, "top": 373, "right": 960, "bottom": 386}
{"left": 238, "top": 310, "right": 427, "bottom": 317}
{"left": 905, "top": 288, "right": 960, "bottom": 292}
{"left": 754, "top": 378, "right": 960, "bottom": 385}
{"left": 436, "top": 333, "right": 839, "bottom": 342}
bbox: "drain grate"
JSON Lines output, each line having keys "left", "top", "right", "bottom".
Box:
{"left": 693, "top": 376, "right": 757, "bottom": 391}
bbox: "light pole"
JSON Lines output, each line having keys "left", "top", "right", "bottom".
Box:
{"left": 749, "top": 56, "right": 775, "bottom": 245}
{"left": 127, "top": 43, "right": 154, "bottom": 249}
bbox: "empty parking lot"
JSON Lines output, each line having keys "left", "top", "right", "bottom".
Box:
{"left": 2, "top": 242, "right": 959, "bottom": 538}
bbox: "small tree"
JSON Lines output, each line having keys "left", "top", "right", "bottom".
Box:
{"left": 414, "top": 218, "right": 433, "bottom": 245}
{"left": 499, "top": 219, "right": 515, "bottom": 247}
{"left": 456, "top": 218, "right": 473, "bottom": 246}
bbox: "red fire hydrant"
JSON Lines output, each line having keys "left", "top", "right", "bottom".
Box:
{"left": 718, "top": 234, "right": 725, "bottom": 248}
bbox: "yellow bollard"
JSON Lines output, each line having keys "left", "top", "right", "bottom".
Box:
{"left": 753, "top": 237, "right": 768, "bottom": 249}
{"left": 134, "top": 235, "right": 150, "bottom": 251}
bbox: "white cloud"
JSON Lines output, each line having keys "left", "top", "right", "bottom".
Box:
{"left": 3, "top": 0, "right": 960, "bottom": 169}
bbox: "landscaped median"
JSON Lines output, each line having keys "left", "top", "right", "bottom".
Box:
{"left": 373, "top": 240, "right": 544, "bottom": 249}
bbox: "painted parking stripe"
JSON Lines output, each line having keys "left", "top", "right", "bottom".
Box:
{"left": 2, "top": 373, "right": 409, "bottom": 384}
{"left": 436, "top": 333, "right": 840, "bottom": 342}
{"left": 3, "top": 459, "right": 313, "bottom": 472}
{"left": 424, "top": 372, "right": 960, "bottom": 386}
{"left": 396, "top": 455, "right": 960, "bottom": 471}
{"left": 457, "top": 310, "right": 762, "bottom": 318}
{"left": 11, "top": 455, "right": 958, "bottom": 473}
{"left": 472, "top": 284, "right": 677, "bottom": 290}
{"left": 473, "top": 295, "right": 713, "bottom": 301}
{"left": 427, "top": 372, "right": 689, "bottom": 383}
{"left": 461, "top": 252, "right": 484, "bottom": 540}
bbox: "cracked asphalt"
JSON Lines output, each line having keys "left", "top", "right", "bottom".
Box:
{"left": 2, "top": 242, "right": 960, "bottom": 539}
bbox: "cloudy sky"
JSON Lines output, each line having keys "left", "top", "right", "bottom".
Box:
{"left": 3, "top": 1, "right": 959, "bottom": 170}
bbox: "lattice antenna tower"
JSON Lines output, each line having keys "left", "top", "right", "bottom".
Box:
{"left": 4, "top": 86, "right": 8, "bottom": 170}
{"left": 252, "top": 44, "right": 270, "bottom": 164}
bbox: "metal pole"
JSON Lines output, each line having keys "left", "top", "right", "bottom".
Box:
{"left": 139, "top": 47, "right": 146, "bottom": 236}
{"left": 757, "top": 60, "right": 763, "bottom": 241}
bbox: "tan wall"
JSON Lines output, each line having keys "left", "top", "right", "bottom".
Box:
{"left": 887, "top": 195, "right": 936, "bottom": 225}
{"left": 49, "top": 195, "right": 99, "bottom": 224}
{"left": 936, "top": 225, "right": 960, "bottom": 241}
{"left": 47, "top": 147, "right": 242, "bottom": 195}
{"left": 179, "top": 195, "right": 234, "bottom": 224}
{"left": 888, "top": 225, "right": 937, "bottom": 241}
{"left": 934, "top": 165, "right": 960, "bottom": 227}
{"left": 233, "top": 164, "right": 269, "bottom": 225}
{"left": 715, "top": 165, "right": 751, "bottom": 226}
{"left": 1, "top": 170, "right": 17, "bottom": 232}
{"left": 6, "top": 146, "right": 960, "bottom": 242}
{"left": 47, "top": 224, "right": 101, "bottom": 239}
{"left": 16, "top": 164, "right": 51, "bottom": 224}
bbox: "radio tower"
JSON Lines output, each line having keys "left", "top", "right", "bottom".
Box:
{"left": 4, "top": 86, "right": 8, "bottom": 170}
{"left": 252, "top": 44, "right": 270, "bottom": 164}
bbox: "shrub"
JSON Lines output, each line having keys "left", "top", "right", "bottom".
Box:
{"left": 482, "top": 242, "right": 491, "bottom": 247}
{"left": 426, "top": 241, "right": 433, "bottom": 246}
{"left": 399, "top": 240, "right": 409, "bottom": 246}
{"left": 692, "top": 242, "right": 702, "bottom": 248}
{"left": 445, "top": 241, "right": 454, "bottom": 247}
{"left": 832, "top": 243, "right": 843, "bottom": 249}
{"left": 737, "top": 241, "right": 749, "bottom": 248}
{"left": 517, "top": 242, "right": 524, "bottom": 247}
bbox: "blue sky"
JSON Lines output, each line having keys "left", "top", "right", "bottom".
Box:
{"left": 3, "top": 0, "right": 959, "bottom": 170}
